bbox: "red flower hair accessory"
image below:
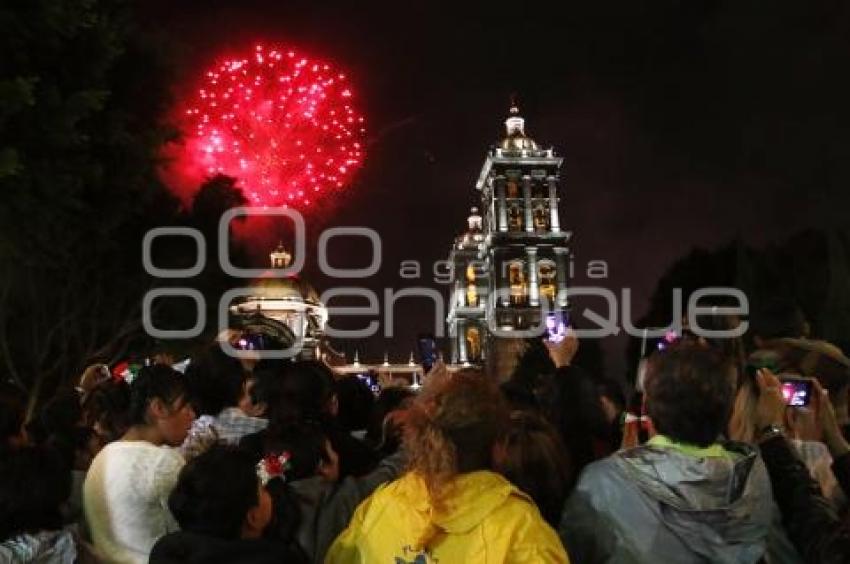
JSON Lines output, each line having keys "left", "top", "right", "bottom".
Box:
{"left": 257, "top": 451, "right": 292, "bottom": 485}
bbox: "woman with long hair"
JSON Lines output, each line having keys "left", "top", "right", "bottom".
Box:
{"left": 326, "top": 369, "right": 568, "bottom": 563}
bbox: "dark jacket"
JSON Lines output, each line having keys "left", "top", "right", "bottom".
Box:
{"left": 760, "top": 435, "right": 850, "bottom": 564}
{"left": 150, "top": 531, "right": 307, "bottom": 564}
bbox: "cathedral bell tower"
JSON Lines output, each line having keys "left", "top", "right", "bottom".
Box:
{"left": 447, "top": 101, "right": 571, "bottom": 380}
{"left": 446, "top": 207, "right": 487, "bottom": 365}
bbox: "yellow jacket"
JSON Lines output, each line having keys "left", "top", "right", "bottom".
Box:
{"left": 325, "top": 470, "right": 569, "bottom": 563}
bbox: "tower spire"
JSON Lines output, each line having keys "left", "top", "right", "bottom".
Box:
{"left": 509, "top": 93, "right": 519, "bottom": 115}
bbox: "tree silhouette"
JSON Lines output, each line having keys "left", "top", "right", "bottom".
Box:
{"left": 0, "top": 0, "right": 182, "bottom": 409}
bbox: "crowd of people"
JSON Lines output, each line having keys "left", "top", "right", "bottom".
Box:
{"left": 3, "top": 300, "right": 850, "bottom": 563}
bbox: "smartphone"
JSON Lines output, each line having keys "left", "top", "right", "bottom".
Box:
{"left": 356, "top": 372, "right": 381, "bottom": 395}
{"left": 780, "top": 376, "right": 813, "bottom": 407}
{"left": 236, "top": 333, "right": 265, "bottom": 351}
{"left": 545, "top": 312, "right": 570, "bottom": 343}
{"left": 417, "top": 333, "right": 438, "bottom": 373}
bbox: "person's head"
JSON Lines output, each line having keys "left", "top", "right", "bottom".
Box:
{"left": 0, "top": 445, "right": 71, "bottom": 540}
{"left": 366, "top": 387, "right": 415, "bottom": 452}
{"left": 404, "top": 369, "right": 509, "bottom": 503}
{"left": 31, "top": 389, "right": 83, "bottom": 445}
{"left": 0, "top": 381, "right": 28, "bottom": 450}
{"left": 494, "top": 411, "right": 572, "bottom": 526}
{"left": 184, "top": 346, "right": 245, "bottom": 417}
{"left": 334, "top": 375, "right": 374, "bottom": 433}
{"left": 594, "top": 376, "right": 626, "bottom": 426}
{"left": 242, "top": 368, "right": 285, "bottom": 419}
{"left": 168, "top": 445, "right": 272, "bottom": 540}
{"left": 128, "top": 365, "right": 194, "bottom": 446}
{"left": 81, "top": 378, "right": 131, "bottom": 443}
{"left": 259, "top": 420, "right": 330, "bottom": 482}
{"left": 272, "top": 361, "right": 336, "bottom": 427}
{"left": 644, "top": 344, "right": 736, "bottom": 447}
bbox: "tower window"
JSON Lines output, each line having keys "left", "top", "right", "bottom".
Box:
{"left": 532, "top": 179, "right": 548, "bottom": 199}
{"left": 533, "top": 203, "right": 549, "bottom": 232}
{"left": 508, "top": 204, "right": 523, "bottom": 231}
{"left": 466, "top": 326, "right": 481, "bottom": 362}
{"left": 465, "top": 264, "right": 478, "bottom": 307}
{"left": 508, "top": 261, "right": 528, "bottom": 306}
{"left": 538, "top": 261, "right": 557, "bottom": 303}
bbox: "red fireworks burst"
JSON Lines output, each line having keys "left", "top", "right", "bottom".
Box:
{"left": 175, "top": 44, "right": 366, "bottom": 208}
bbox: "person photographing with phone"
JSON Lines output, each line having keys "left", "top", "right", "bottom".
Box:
{"left": 754, "top": 369, "right": 850, "bottom": 564}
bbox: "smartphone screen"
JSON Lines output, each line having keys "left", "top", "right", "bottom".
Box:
{"left": 546, "top": 312, "right": 570, "bottom": 343}
{"left": 236, "top": 333, "right": 265, "bottom": 351}
{"left": 780, "top": 377, "right": 813, "bottom": 407}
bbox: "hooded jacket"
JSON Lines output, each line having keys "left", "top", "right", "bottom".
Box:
{"left": 325, "top": 470, "right": 568, "bottom": 563}
{"left": 559, "top": 437, "right": 778, "bottom": 564}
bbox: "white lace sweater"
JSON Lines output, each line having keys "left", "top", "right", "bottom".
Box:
{"left": 83, "top": 441, "right": 184, "bottom": 564}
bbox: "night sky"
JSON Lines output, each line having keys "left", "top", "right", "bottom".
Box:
{"left": 146, "top": 0, "right": 850, "bottom": 378}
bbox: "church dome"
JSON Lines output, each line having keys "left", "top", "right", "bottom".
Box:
{"left": 249, "top": 275, "right": 321, "bottom": 304}
{"left": 244, "top": 242, "right": 321, "bottom": 304}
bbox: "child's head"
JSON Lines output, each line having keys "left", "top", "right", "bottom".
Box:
{"left": 168, "top": 445, "right": 272, "bottom": 540}
{"left": 184, "top": 346, "right": 245, "bottom": 417}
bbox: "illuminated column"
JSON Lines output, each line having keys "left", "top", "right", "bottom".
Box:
{"left": 496, "top": 176, "right": 507, "bottom": 232}
{"left": 449, "top": 322, "right": 458, "bottom": 365}
{"left": 527, "top": 247, "right": 539, "bottom": 307}
{"left": 523, "top": 176, "right": 533, "bottom": 232}
{"left": 496, "top": 253, "right": 510, "bottom": 307}
{"left": 548, "top": 177, "right": 560, "bottom": 232}
{"left": 457, "top": 319, "right": 468, "bottom": 363}
{"left": 555, "top": 248, "right": 569, "bottom": 307}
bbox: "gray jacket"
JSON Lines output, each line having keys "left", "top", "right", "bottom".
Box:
{"left": 559, "top": 441, "right": 791, "bottom": 564}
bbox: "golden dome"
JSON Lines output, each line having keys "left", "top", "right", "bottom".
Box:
{"left": 244, "top": 243, "right": 321, "bottom": 304}
{"left": 249, "top": 275, "right": 321, "bottom": 304}
{"left": 500, "top": 132, "right": 539, "bottom": 152}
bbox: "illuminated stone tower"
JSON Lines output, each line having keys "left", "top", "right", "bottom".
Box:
{"left": 447, "top": 102, "right": 571, "bottom": 379}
